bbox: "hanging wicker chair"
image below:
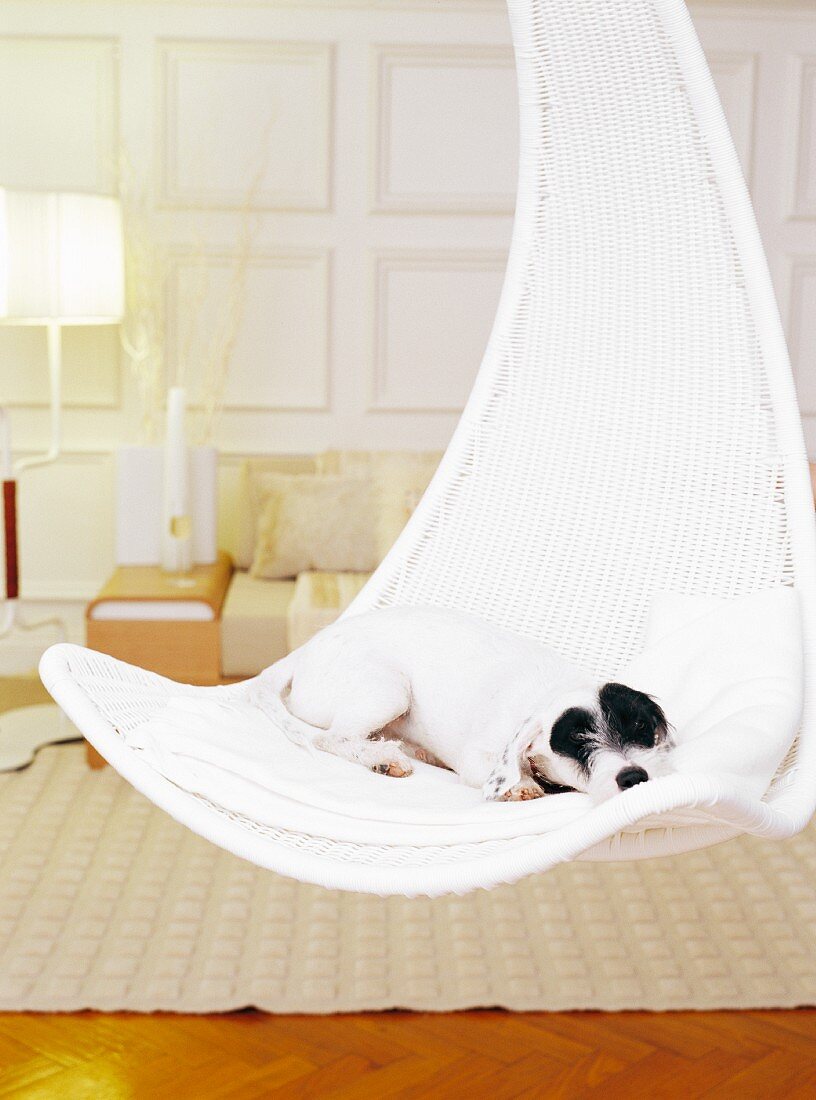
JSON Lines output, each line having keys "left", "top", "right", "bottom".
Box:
{"left": 41, "top": 0, "right": 816, "bottom": 897}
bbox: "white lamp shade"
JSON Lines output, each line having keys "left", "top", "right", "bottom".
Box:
{"left": 0, "top": 190, "right": 125, "bottom": 323}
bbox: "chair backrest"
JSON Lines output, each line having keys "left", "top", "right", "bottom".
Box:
{"left": 352, "top": 0, "right": 815, "bottom": 690}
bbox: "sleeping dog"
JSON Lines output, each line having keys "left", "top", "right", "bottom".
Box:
{"left": 255, "top": 606, "right": 672, "bottom": 802}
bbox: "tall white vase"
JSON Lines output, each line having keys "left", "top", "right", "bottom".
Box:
{"left": 161, "top": 387, "right": 193, "bottom": 574}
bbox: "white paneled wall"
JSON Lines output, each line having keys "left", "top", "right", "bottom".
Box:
{"left": 0, "top": 1, "right": 815, "bottom": 603}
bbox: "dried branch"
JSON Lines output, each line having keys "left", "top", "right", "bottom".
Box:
{"left": 118, "top": 151, "right": 166, "bottom": 444}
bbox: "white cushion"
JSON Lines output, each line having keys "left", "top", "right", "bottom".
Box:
{"left": 130, "top": 587, "right": 802, "bottom": 844}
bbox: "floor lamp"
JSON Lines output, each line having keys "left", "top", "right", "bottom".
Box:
{"left": 0, "top": 190, "right": 125, "bottom": 769}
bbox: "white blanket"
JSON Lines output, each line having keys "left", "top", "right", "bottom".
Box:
{"left": 123, "top": 587, "right": 802, "bottom": 846}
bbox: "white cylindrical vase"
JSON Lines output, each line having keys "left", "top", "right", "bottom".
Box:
{"left": 161, "top": 387, "right": 193, "bottom": 574}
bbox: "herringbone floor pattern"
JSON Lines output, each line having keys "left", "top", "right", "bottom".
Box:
{"left": 0, "top": 1009, "right": 815, "bottom": 1098}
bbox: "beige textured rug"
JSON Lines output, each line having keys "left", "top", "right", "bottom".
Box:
{"left": 1, "top": 744, "right": 815, "bottom": 1013}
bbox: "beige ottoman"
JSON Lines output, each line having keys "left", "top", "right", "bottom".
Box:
{"left": 287, "top": 571, "right": 371, "bottom": 651}
{"left": 221, "top": 571, "right": 295, "bottom": 678}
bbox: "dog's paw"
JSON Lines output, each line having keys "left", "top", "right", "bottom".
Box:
{"left": 489, "top": 778, "right": 544, "bottom": 802}
{"left": 365, "top": 741, "right": 414, "bottom": 778}
{"left": 372, "top": 759, "right": 413, "bottom": 778}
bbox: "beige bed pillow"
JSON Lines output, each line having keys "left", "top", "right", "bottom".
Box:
{"left": 232, "top": 456, "right": 318, "bottom": 569}
{"left": 250, "top": 472, "right": 378, "bottom": 579}
{"left": 320, "top": 450, "right": 441, "bottom": 559}
{"left": 372, "top": 451, "right": 441, "bottom": 557}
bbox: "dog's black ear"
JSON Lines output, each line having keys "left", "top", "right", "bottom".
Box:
{"left": 599, "top": 683, "right": 669, "bottom": 748}
{"left": 549, "top": 706, "right": 596, "bottom": 773}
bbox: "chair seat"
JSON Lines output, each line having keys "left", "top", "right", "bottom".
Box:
{"left": 42, "top": 643, "right": 790, "bottom": 896}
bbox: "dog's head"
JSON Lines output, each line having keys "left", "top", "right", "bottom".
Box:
{"left": 486, "top": 682, "right": 672, "bottom": 803}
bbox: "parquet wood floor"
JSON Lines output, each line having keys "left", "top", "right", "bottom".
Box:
{"left": 0, "top": 1008, "right": 815, "bottom": 1099}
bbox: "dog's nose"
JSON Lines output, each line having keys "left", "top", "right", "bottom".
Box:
{"left": 616, "top": 766, "right": 648, "bottom": 790}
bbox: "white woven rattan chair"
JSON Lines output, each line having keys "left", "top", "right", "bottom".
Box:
{"left": 41, "top": 0, "right": 816, "bottom": 896}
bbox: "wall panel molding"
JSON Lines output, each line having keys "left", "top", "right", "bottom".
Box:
{"left": 157, "top": 39, "right": 333, "bottom": 211}
{"left": 791, "top": 55, "right": 816, "bottom": 217}
{"left": 788, "top": 256, "right": 816, "bottom": 414}
{"left": 0, "top": 326, "right": 121, "bottom": 410}
{"left": 371, "top": 248, "right": 507, "bottom": 412}
{"left": 371, "top": 44, "right": 516, "bottom": 214}
{"left": 165, "top": 246, "right": 331, "bottom": 412}
{"left": 707, "top": 49, "right": 758, "bottom": 182}
{"left": 0, "top": 36, "right": 119, "bottom": 194}
{"left": 14, "top": 451, "right": 114, "bottom": 602}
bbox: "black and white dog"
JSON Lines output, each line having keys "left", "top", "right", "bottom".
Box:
{"left": 255, "top": 606, "right": 672, "bottom": 802}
